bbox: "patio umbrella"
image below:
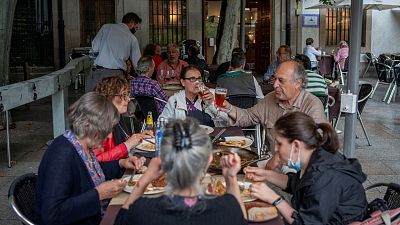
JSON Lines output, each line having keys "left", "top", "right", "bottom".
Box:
{"left": 306, "top": 0, "right": 400, "bottom": 11}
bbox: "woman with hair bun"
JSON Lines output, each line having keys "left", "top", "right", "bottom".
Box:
{"left": 115, "top": 118, "right": 247, "bottom": 225}
{"left": 244, "top": 111, "right": 367, "bottom": 225}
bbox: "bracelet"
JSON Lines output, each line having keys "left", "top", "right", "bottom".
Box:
{"left": 226, "top": 104, "right": 233, "bottom": 113}
{"left": 272, "top": 196, "right": 285, "bottom": 206}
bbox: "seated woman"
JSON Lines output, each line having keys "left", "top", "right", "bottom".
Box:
{"left": 334, "top": 40, "right": 349, "bottom": 70}
{"left": 36, "top": 92, "right": 145, "bottom": 225}
{"left": 115, "top": 118, "right": 247, "bottom": 225}
{"left": 159, "top": 65, "right": 228, "bottom": 127}
{"left": 94, "top": 76, "right": 151, "bottom": 162}
{"left": 245, "top": 112, "right": 367, "bottom": 225}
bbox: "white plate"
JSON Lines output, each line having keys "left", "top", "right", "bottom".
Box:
{"left": 123, "top": 175, "right": 165, "bottom": 195}
{"left": 210, "top": 176, "right": 256, "bottom": 203}
{"left": 217, "top": 136, "right": 253, "bottom": 148}
{"left": 199, "top": 125, "right": 214, "bottom": 134}
{"left": 136, "top": 139, "right": 156, "bottom": 152}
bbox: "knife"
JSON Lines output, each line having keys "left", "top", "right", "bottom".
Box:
{"left": 211, "top": 128, "right": 226, "bottom": 143}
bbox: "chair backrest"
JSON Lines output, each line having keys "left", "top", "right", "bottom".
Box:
{"left": 366, "top": 183, "right": 400, "bottom": 210}
{"left": 227, "top": 95, "right": 258, "bottom": 109}
{"left": 366, "top": 52, "right": 377, "bottom": 63}
{"left": 358, "top": 83, "right": 373, "bottom": 114}
{"left": 134, "top": 95, "right": 159, "bottom": 121}
{"left": 8, "top": 173, "right": 37, "bottom": 225}
{"left": 343, "top": 57, "right": 349, "bottom": 72}
{"left": 374, "top": 62, "right": 392, "bottom": 82}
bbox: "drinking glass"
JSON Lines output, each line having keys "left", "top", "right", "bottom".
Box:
{"left": 213, "top": 87, "right": 227, "bottom": 121}
{"left": 197, "top": 82, "right": 206, "bottom": 99}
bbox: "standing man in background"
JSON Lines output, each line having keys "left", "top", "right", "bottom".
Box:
{"left": 86, "top": 12, "right": 142, "bottom": 92}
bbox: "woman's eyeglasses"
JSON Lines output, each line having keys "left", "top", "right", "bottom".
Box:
{"left": 113, "top": 92, "right": 130, "bottom": 101}
{"left": 183, "top": 77, "right": 202, "bottom": 83}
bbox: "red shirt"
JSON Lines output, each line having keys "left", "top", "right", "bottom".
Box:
{"left": 156, "top": 59, "right": 189, "bottom": 84}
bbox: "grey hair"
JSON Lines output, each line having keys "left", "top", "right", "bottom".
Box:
{"left": 160, "top": 118, "right": 211, "bottom": 196}
{"left": 288, "top": 60, "right": 307, "bottom": 89}
{"left": 136, "top": 55, "right": 154, "bottom": 74}
{"left": 167, "top": 43, "right": 179, "bottom": 51}
{"left": 67, "top": 92, "right": 119, "bottom": 147}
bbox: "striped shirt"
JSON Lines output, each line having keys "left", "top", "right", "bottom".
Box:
{"left": 305, "top": 70, "right": 328, "bottom": 96}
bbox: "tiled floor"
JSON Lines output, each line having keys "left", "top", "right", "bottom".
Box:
{"left": 0, "top": 75, "right": 399, "bottom": 223}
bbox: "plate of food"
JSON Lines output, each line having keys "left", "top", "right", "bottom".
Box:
{"left": 245, "top": 201, "right": 278, "bottom": 222}
{"left": 123, "top": 174, "right": 166, "bottom": 195}
{"left": 199, "top": 125, "right": 214, "bottom": 135}
{"left": 136, "top": 139, "right": 155, "bottom": 152}
{"left": 206, "top": 176, "right": 256, "bottom": 203}
{"left": 217, "top": 136, "right": 253, "bottom": 148}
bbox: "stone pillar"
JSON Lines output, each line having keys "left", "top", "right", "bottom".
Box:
{"left": 216, "top": 0, "right": 241, "bottom": 64}
{"left": 116, "top": 0, "right": 149, "bottom": 51}
{"left": 187, "top": 0, "right": 203, "bottom": 47}
{"left": 0, "top": 0, "right": 17, "bottom": 86}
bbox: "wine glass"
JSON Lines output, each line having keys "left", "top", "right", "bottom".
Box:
{"left": 213, "top": 87, "right": 227, "bottom": 121}
{"left": 196, "top": 82, "right": 206, "bottom": 99}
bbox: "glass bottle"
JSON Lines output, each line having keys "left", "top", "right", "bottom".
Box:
{"left": 145, "top": 111, "right": 154, "bottom": 134}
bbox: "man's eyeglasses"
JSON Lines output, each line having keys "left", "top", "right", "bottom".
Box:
{"left": 183, "top": 77, "right": 202, "bottom": 83}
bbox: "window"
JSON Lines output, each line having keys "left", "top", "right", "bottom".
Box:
{"left": 325, "top": 8, "right": 350, "bottom": 46}
{"left": 149, "top": 0, "right": 187, "bottom": 46}
{"left": 325, "top": 8, "right": 366, "bottom": 47}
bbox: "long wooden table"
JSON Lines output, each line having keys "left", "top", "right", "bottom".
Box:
{"left": 100, "top": 127, "right": 284, "bottom": 225}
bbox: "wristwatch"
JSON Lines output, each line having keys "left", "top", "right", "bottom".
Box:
{"left": 272, "top": 196, "right": 285, "bottom": 206}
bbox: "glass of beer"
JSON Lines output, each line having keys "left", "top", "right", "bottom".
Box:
{"left": 213, "top": 87, "right": 227, "bottom": 121}
{"left": 197, "top": 82, "right": 206, "bottom": 99}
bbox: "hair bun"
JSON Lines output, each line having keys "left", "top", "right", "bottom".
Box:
{"left": 173, "top": 123, "right": 192, "bottom": 152}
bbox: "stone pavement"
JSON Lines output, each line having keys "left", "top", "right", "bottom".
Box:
{"left": 1, "top": 76, "right": 399, "bottom": 224}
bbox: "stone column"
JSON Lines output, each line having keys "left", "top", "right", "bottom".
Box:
{"left": 0, "top": 0, "right": 17, "bottom": 86}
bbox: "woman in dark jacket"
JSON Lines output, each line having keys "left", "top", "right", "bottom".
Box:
{"left": 35, "top": 92, "right": 144, "bottom": 225}
{"left": 245, "top": 112, "right": 368, "bottom": 225}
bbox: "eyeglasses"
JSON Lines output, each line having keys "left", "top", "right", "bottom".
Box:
{"left": 113, "top": 91, "right": 130, "bottom": 101}
{"left": 183, "top": 77, "right": 202, "bottom": 83}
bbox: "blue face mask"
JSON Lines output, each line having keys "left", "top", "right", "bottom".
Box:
{"left": 287, "top": 144, "right": 301, "bottom": 172}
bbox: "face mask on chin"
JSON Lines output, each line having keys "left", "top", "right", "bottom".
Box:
{"left": 287, "top": 143, "right": 301, "bottom": 172}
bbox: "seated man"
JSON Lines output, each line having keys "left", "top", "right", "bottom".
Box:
{"left": 263, "top": 45, "right": 291, "bottom": 83}
{"left": 217, "top": 52, "right": 264, "bottom": 99}
{"left": 184, "top": 44, "right": 209, "bottom": 73}
{"left": 213, "top": 47, "right": 250, "bottom": 82}
{"left": 220, "top": 60, "right": 327, "bottom": 170}
{"left": 131, "top": 55, "right": 168, "bottom": 114}
{"left": 303, "top": 37, "right": 321, "bottom": 70}
{"left": 295, "top": 54, "right": 328, "bottom": 97}
{"left": 156, "top": 43, "right": 189, "bottom": 85}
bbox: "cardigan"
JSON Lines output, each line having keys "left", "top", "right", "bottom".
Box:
{"left": 114, "top": 194, "right": 247, "bottom": 225}
{"left": 35, "top": 135, "right": 125, "bottom": 225}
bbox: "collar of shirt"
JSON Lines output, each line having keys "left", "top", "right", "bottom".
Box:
{"left": 276, "top": 89, "right": 306, "bottom": 110}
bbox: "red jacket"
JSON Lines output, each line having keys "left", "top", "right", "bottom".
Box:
{"left": 94, "top": 134, "right": 128, "bottom": 162}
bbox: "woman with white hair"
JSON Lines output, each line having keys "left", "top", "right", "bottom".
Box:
{"left": 334, "top": 40, "right": 349, "bottom": 70}
{"left": 36, "top": 92, "right": 144, "bottom": 225}
{"left": 115, "top": 118, "right": 247, "bottom": 225}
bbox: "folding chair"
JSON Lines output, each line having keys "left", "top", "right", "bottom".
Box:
{"left": 365, "top": 183, "right": 400, "bottom": 210}
{"left": 334, "top": 83, "right": 374, "bottom": 146}
{"left": 362, "top": 53, "right": 378, "bottom": 78}
{"left": 8, "top": 173, "right": 37, "bottom": 225}
{"left": 227, "top": 95, "right": 262, "bottom": 156}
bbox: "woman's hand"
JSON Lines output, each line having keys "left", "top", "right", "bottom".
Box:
{"left": 125, "top": 132, "right": 153, "bottom": 150}
{"left": 95, "top": 179, "right": 127, "bottom": 200}
{"left": 119, "top": 156, "right": 146, "bottom": 170}
{"left": 244, "top": 166, "right": 269, "bottom": 182}
{"left": 139, "top": 157, "right": 164, "bottom": 185}
{"left": 250, "top": 182, "right": 279, "bottom": 204}
{"left": 220, "top": 153, "right": 241, "bottom": 178}
{"left": 202, "top": 88, "right": 214, "bottom": 105}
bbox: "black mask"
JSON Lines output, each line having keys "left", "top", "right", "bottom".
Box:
{"left": 130, "top": 28, "right": 136, "bottom": 34}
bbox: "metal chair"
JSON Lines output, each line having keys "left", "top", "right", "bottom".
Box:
{"left": 334, "top": 82, "right": 374, "bottom": 146}
{"left": 227, "top": 95, "right": 262, "bottom": 156}
{"left": 365, "top": 183, "right": 400, "bottom": 210}
{"left": 382, "top": 59, "right": 400, "bottom": 104}
{"left": 8, "top": 173, "right": 37, "bottom": 225}
{"left": 362, "top": 53, "right": 378, "bottom": 78}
